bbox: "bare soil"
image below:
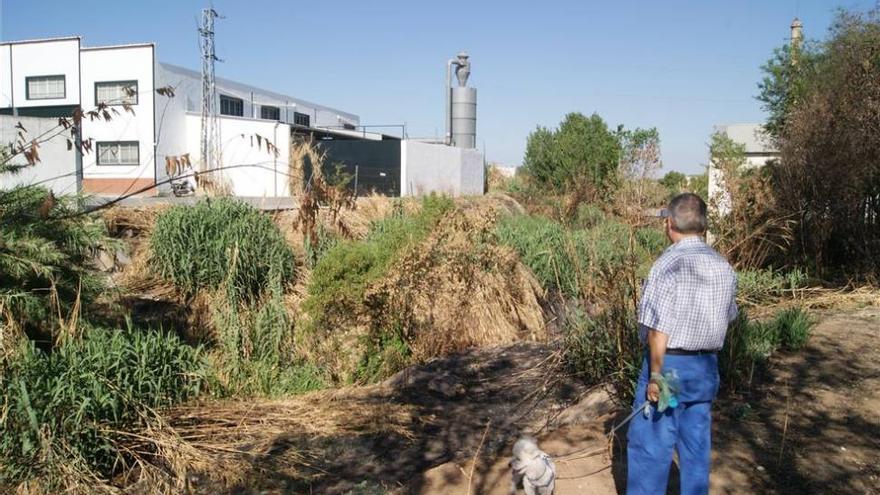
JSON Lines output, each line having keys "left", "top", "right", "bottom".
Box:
{"left": 159, "top": 307, "right": 880, "bottom": 494}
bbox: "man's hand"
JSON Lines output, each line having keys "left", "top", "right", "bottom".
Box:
{"left": 647, "top": 329, "right": 668, "bottom": 404}
{"left": 647, "top": 380, "right": 661, "bottom": 403}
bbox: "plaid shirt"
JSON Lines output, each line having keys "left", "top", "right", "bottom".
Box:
{"left": 638, "top": 236, "right": 738, "bottom": 350}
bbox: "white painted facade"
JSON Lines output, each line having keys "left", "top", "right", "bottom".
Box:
{"left": 79, "top": 44, "right": 156, "bottom": 194}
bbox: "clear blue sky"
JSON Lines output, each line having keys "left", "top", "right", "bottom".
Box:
{"left": 1, "top": 0, "right": 876, "bottom": 174}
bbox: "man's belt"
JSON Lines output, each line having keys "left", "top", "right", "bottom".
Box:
{"left": 666, "top": 348, "right": 718, "bottom": 356}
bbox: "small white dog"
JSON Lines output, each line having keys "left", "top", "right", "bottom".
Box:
{"left": 509, "top": 436, "right": 556, "bottom": 495}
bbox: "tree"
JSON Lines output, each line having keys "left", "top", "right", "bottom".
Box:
{"left": 659, "top": 171, "right": 686, "bottom": 198}
{"left": 708, "top": 132, "right": 792, "bottom": 269}
{"left": 757, "top": 34, "right": 821, "bottom": 138}
{"left": 522, "top": 112, "right": 621, "bottom": 197}
{"left": 688, "top": 171, "right": 708, "bottom": 201}
{"left": 615, "top": 127, "right": 666, "bottom": 219}
{"left": 771, "top": 9, "right": 880, "bottom": 274}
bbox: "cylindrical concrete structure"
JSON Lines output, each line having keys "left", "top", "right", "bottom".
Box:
{"left": 451, "top": 86, "right": 477, "bottom": 149}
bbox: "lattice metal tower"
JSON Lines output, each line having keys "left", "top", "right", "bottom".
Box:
{"left": 198, "top": 7, "right": 223, "bottom": 186}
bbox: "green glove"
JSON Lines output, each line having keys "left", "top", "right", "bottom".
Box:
{"left": 650, "top": 371, "right": 681, "bottom": 412}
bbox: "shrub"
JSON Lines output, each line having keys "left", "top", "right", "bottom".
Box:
{"left": 737, "top": 267, "right": 808, "bottom": 305}
{"left": 304, "top": 194, "right": 454, "bottom": 331}
{"left": 150, "top": 199, "right": 295, "bottom": 300}
{"left": 773, "top": 306, "right": 812, "bottom": 350}
{"left": 720, "top": 306, "right": 813, "bottom": 392}
{"left": 0, "top": 185, "right": 109, "bottom": 336}
{"left": 209, "top": 289, "right": 327, "bottom": 397}
{"left": 0, "top": 325, "right": 205, "bottom": 484}
{"left": 497, "top": 214, "right": 667, "bottom": 302}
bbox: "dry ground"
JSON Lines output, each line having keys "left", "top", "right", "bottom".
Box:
{"left": 148, "top": 307, "right": 879, "bottom": 494}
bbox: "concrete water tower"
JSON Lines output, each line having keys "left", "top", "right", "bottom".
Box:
{"left": 446, "top": 52, "right": 477, "bottom": 148}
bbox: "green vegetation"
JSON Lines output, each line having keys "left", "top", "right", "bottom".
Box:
{"left": 737, "top": 268, "right": 808, "bottom": 305}
{"left": 522, "top": 112, "right": 621, "bottom": 196}
{"left": 149, "top": 198, "right": 320, "bottom": 398}
{"left": 150, "top": 198, "right": 294, "bottom": 300}
{"left": 0, "top": 185, "right": 108, "bottom": 336}
{"left": 0, "top": 325, "right": 204, "bottom": 485}
{"left": 720, "top": 307, "right": 814, "bottom": 392}
{"left": 758, "top": 9, "right": 880, "bottom": 276}
{"left": 496, "top": 213, "right": 665, "bottom": 299}
{"left": 304, "top": 194, "right": 454, "bottom": 331}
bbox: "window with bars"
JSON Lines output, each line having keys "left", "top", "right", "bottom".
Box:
{"left": 95, "top": 80, "right": 138, "bottom": 105}
{"left": 260, "top": 105, "right": 280, "bottom": 120}
{"left": 97, "top": 141, "right": 139, "bottom": 166}
{"left": 293, "top": 112, "right": 310, "bottom": 127}
{"left": 220, "top": 95, "right": 244, "bottom": 117}
{"left": 26, "top": 75, "right": 66, "bottom": 100}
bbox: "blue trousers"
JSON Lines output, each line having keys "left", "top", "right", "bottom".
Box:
{"left": 626, "top": 353, "right": 720, "bottom": 495}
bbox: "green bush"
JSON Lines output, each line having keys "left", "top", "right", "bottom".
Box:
{"left": 150, "top": 199, "right": 295, "bottom": 300}
{"left": 304, "top": 194, "right": 454, "bottom": 331}
{"left": 0, "top": 325, "right": 205, "bottom": 483}
{"left": 720, "top": 306, "right": 813, "bottom": 392}
{"left": 210, "top": 289, "right": 327, "bottom": 397}
{"left": 737, "top": 268, "right": 808, "bottom": 305}
{"left": 773, "top": 307, "right": 813, "bottom": 350}
{"left": 0, "top": 185, "right": 109, "bottom": 334}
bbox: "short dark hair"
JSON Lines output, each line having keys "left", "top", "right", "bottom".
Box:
{"left": 668, "top": 193, "right": 707, "bottom": 234}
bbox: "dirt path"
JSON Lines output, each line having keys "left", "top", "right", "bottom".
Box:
{"left": 707, "top": 306, "right": 880, "bottom": 494}
{"left": 154, "top": 308, "right": 879, "bottom": 494}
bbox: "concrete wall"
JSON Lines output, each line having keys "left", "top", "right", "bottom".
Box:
{"left": 0, "top": 115, "right": 78, "bottom": 193}
{"left": 400, "top": 140, "right": 484, "bottom": 196}
{"left": 185, "top": 113, "right": 291, "bottom": 197}
{"left": 80, "top": 45, "right": 156, "bottom": 196}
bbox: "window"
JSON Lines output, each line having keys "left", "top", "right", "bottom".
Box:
{"left": 342, "top": 123, "right": 356, "bottom": 130}
{"left": 260, "top": 105, "right": 280, "bottom": 120}
{"left": 95, "top": 80, "right": 138, "bottom": 105}
{"left": 97, "top": 141, "right": 139, "bottom": 165}
{"left": 26, "top": 75, "right": 66, "bottom": 100}
{"left": 220, "top": 95, "right": 243, "bottom": 117}
{"left": 294, "top": 111, "right": 310, "bottom": 127}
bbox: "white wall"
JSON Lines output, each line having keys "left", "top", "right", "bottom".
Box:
{"left": 80, "top": 45, "right": 156, "bottom": 183}
{"left": 400, "top": 140, "right": 484, "bottom": 196}
{"left": 0, "top": 116, "right": 78, "bottom": 193}
{"left": 9, "top": 38, "right": 81, "bottom": 108}
{"left": 0, "top": 45, "right": 12, "bottom": 108}
{"left": 185, "top": 113, "right": 291, "bottom": 197}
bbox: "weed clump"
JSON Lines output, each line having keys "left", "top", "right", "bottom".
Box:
{"left": 0, "top": 325, "right": 204, "bottom": 487}
{"left": 720, "top": 306, "right": 813, "bottom": 392}
{"left": 150, "top": 198, "right": 294, "bottom": 300}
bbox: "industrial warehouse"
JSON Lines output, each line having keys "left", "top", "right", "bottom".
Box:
{"left": 0, "top": 32, "right": 484, "bottom": 199}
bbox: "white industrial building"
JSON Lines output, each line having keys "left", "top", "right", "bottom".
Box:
{"left": 1, "top": 36, "right": 484, "bottom": 198}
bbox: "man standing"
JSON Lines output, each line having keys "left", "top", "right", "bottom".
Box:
{"left": 627, "top": 193, "right": 738, "bottom": 495}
